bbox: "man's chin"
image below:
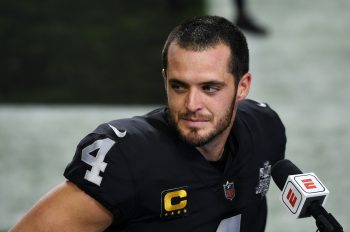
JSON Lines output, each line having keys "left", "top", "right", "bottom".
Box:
{"left": 179, "top": 130, "right": 212, "bottom": 147}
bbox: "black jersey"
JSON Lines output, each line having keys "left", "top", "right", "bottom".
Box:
{"left": 64, "top": 99, "right": 286, "bottom": 232}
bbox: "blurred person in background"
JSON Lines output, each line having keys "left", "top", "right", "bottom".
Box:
{"left": 233, "top": 0, "right": 268, "bottom": 35}
{"left": 168, "top": 0, "right": 268, "bottom": 35}
{"left": 10, "top": 15, "right": 285, "bottom": 232}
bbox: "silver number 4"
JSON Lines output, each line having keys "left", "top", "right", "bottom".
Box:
{"left": 81, "top": 138, "right": 115, "bottom": 186}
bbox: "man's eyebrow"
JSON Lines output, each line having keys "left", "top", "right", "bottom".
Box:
{"left": 168, "top": 79, "right": 189, "bottom": 87}
{"left": 200, "top": 81, "right": 226, "bottom": 87}
{"left": 168, "top": 79, "right": 226, "bottom": 87}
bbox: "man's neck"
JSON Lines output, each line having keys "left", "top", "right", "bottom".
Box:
{"left": 196, "top": 128, "right": 231, "bottom": 161}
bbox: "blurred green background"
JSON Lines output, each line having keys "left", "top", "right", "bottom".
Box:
{"left": 0, "top": 0, "right": 203, "bottom": 104}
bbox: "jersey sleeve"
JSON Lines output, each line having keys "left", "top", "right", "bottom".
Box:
{"left": 239, "top": 99, "right": 287, "bottom": 161}
{"left": 260, "top": 100, "right": 286, "bottom": 160}
{"left": 64, "top": 123, "right": 136, "bottom": 221}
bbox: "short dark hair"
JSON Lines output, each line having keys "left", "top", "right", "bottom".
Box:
{"left": 162, "top": 15, "right": 249, "bottom": 84}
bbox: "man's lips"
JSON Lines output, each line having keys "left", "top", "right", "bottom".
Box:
{"left": 182, "top": 118, "right": 209, "bottom": 122}
{"left": 180, "top": 117, "right": 210, "bottom": 127}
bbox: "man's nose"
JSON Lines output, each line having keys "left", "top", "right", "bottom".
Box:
{"left": 185, "top": 89, "right": 203, "bottom": 112}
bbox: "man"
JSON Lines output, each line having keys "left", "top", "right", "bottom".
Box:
{"left": 10, "top": 16, "right": 286, "bottom": 231}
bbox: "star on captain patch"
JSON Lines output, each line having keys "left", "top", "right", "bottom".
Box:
{"left": 255, "top": 161, "right": 272, "bottom": 197}
{"left": 223, "top": 181, "right": 235, "bottom": 200}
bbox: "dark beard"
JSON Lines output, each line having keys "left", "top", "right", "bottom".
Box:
{"left": 168, "top": 99, "right": 236, "bottom": 147}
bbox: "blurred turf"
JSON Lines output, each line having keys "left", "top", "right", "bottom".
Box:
{"left": 0, "top": 0, "right": 204, "bottom": 104}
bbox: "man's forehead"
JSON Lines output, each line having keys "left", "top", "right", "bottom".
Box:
{"left": 166, "top": 42, "right": 232, "bottom": 74}
{"left": 169, "top": 40, "right": 230, "bottom": 53}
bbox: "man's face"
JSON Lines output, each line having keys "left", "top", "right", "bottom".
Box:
{"left": 164, "top": 42, "right": 245, "bottom": 147}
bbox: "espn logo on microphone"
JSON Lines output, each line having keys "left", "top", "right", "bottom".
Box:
{"left": 282, "top": 182, "right": 302, "bottom": 213}
{"left": 281, "top": 173, "right": 329, "bottom": 218}
{"left": 294, "top": 175, "right": 325, "bottom": 193}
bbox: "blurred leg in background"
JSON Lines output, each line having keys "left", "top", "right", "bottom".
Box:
{"left": 234, "top": 0, "right": 268, "bottom": 36}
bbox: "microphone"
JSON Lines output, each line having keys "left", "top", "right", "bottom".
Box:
{"left": 271, "top": 159, "right": 343, "bottom": 232}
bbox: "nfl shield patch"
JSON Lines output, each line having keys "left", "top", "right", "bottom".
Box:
{"left": 223, "top": 181, "right": 235, "bottom": 200}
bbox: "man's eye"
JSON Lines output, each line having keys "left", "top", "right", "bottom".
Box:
{"left": 170, "top": 83, "right": 186, "bottom": 92}
{"left": 203, "top": 85, "right": 219, "bottom": 93}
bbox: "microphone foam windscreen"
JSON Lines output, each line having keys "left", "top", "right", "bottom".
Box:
{"left": 271, "top": 159, "right": 303, "bottom": 190}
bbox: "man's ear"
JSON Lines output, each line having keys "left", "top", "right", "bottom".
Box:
{"left": 237, "top": 72, "right": 252, "bottom": 101}
{"left": 162, "top": 68, "right": 168, "bottom": 90}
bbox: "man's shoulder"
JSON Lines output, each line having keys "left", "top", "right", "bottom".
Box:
{"left": 92, "top": 107, "right": 169, "bottom": 139}
{"left": 238, "top": 99, "right": 282, "bottom": 123}
{"left": 238, "top": 99, "right": 275, "bottom": 114}
{"left": 236, "top": 99, "right": 285, "bottom": 136}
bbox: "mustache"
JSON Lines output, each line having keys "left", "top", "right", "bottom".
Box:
{"left": 179, "top": 111, "right": 212, "bottom": 121}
